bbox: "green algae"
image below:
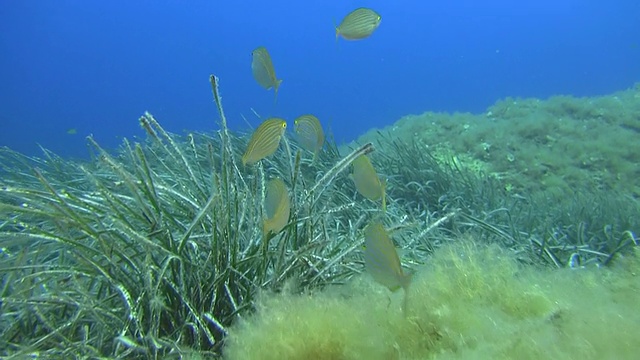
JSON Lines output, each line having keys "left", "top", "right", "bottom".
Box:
{"left": 224, "top": 241, "right": 640, "bottom": 360}
{"left": 356, "top": 84, "right": 640, "bottom": 198}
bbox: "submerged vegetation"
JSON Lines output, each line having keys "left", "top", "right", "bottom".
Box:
{"left": 359, "top": 84, "right": 640, "bottom": 198}
{"left": 1, "top": 76, "right": 639, "bottom": 358}
{"left": 225, "top": 243, "right": 640, "bottom": 359}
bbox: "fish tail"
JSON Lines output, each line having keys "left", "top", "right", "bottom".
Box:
{"left": 263, "top": 219, "right": 273, "bottom": 239}
{"left": 401, "top": 272, "right": 413, "bottom": 291}
{"left": 334, "top": 17, "right": 340, "bottom": 44}
{"left": 274, "top": 79, "right": 283, "bottom": 104}
{"left": 401, "top": 273, "right": 412, "bottom": 317}
{"left": 402, "top": 289, "right": 409, "bottom": 317}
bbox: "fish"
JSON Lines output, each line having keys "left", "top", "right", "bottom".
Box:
{"left": 351, "top": 155, "right": 386, "bottom": 210}
{"left": 263, "top": 177, "right": 290, "bottom": 236}
{"left": 251, "top": 46, "right": 283, "bottom": 102}
{"left": 242, "top": 118, "right": 287, "bottom": 165}
{"left": 294, "top": 114, "right": 324, "bottom": 159}
{"left": 336, "top": 8, "right": 382, "bottom": 41}
{"left": 66, "top": 128, "right": 77, "bottom": 135}
{"left": 364, "top": 222, "right": 412, "bottom": 292}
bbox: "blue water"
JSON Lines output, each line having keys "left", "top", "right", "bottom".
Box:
{"left": 1, "top": 0, "right": 639, "bottom": 158}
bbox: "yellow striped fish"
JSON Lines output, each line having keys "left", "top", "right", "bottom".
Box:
{"left": 242, "top": 118, "right": 287, "bottom": 165}
{"left": 294, "top": 114, "right": 324, "bottom": 158}
{"left": 336, "top": 8, "right": 381, "bottom": 40}
{"left": 263, "top": 178, "right": 290, "bottom": 236}
{"left": 351, "top": 155, "right": 386, "bottom": 210}
{"left": 251, "top": 46, "right": 283, "bottom": 102}
{"left": 364, "top": 222, "right": 412, "bottom": 292}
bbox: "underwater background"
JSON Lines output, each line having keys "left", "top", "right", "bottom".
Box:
{"left": 2, "top": 1, "right": 640, "bottom": 157}
{"left": 1, "top": 1, "right": 640, "bottom": 359}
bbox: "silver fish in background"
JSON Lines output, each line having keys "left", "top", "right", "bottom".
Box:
{"left": 294, "top": 114, "right": 324, "bottom": 160}
{"left": 351, "top": 155, "right": 386, "bottom": 211}
{"left": 251, "top": 46, "right": 283, "bottom": 102}
{"left": 263, "top": 178, "right": 290, "bottom": 236}
{"left": 364, "top": 222, "right": 412, "bottom": 292}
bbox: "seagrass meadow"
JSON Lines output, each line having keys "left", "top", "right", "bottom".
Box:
{"left": 1, "top": 75, "right": 639, "bottom": 359}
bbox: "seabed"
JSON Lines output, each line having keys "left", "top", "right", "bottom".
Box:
{"left": 1, "top": 76, "right": 638, "bottom": 359}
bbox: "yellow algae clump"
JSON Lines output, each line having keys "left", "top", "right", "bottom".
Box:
{"left": 224, "top": 239, "right": 640, "bottom": 360}
{"left": 224, "top": 290, "right": 396, "bottom": 360}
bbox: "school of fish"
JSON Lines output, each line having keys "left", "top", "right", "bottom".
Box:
{"left": 243, "top": 7, "right": 413, "bottom": 298}
{"left": 250, "top": 7, "right": 382, "bottom": 100}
